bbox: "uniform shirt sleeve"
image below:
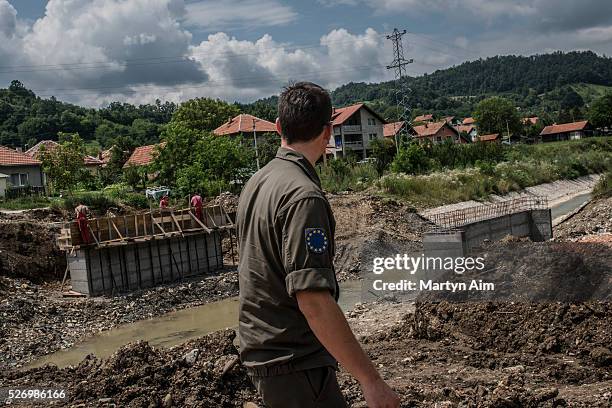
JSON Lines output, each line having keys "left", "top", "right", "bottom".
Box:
{"left": 279, "top": 196, "right": 336, "bottom": 298}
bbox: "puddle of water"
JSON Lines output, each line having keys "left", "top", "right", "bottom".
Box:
{"left": 551, "top": 192, "right": 592, "bottom": 220}
{"left": 25, "top": 280, "right": 363, "bottom": 370}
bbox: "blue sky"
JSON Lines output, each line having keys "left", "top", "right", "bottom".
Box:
{"left": 2, "top": 0, "right": 611, "bottom": 106}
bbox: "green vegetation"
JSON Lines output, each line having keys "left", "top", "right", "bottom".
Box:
{"left": 473, "top": 97, "right": 522, "bottom": 136}
{"left": 318, "top": 137, "right": 612, "bottom": 207}
{"left": 318, "top": 160, "right": 378, "bottom": 193}
{"left": 0, "top": 196, "right": 54, "bottom": 211}
{"left": 593, "top": 170, "right": 611, "bottom": 198}
{"left": 40, "top": 133, "right": 87, "bottom": 195}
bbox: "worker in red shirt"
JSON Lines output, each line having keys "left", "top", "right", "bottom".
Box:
{"left": 159, "top": 195, "right": 170, "bottom": 209}
{"left": 190, "top": 192, "right": 203, "bottom": 221}
{"left": 75, "top": 202, "right": 91, "bottom": 244}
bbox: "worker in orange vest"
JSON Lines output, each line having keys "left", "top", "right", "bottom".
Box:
{"left": 75, "top": 202, "right": 91, "bottom": 244}
{"left": 190, "top": 192, "right": 203, "bottom": 221}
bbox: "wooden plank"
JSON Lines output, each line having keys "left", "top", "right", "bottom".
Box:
{"left": 110, "top": 219, "right": 125, "bottom": 241}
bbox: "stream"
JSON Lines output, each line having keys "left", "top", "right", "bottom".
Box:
{"left": 25, "top": 192, "right": 592, "bottom": 369}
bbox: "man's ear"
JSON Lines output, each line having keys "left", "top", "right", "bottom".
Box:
{"left": 275, "top": 118, "right": 282, "bottom": 136}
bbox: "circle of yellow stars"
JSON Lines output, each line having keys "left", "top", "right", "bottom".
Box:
{"left": 306, "top": 228, "right": 328, "bottom": 254}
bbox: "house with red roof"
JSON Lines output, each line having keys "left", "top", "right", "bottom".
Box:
{"left": 462, "top": 117, "right": 477, "bottom": 126}
{"left": 26, "top": 140, "right": 104, "bottom": 173}
{"left": 476, "top": 133, "right": 501, "bottom": 143}
{"left": 412, "top": 121, "right": 468, "bottom": 144}
{"left": 413, "top": 114, "right": 434, "bottom": 123}
{"left": 453, "top": 124, "right": 478, "bottom": 142}
{"left": 383, "top": 121, "right": 405, "bottom": 140}
{"left": 123, "top": 143, "right": 164, "bottom": 168}
{"left": 329, "top": 103, "right": 386, "bottom": 158}
{"left": 214, "top": 114, "right": 277, "bottom": 137}
{"left": 0, "top": 145, "right": 44, "bottom": 190}
{"left": 539, "top": 120, "right": 592, "bottom": 142}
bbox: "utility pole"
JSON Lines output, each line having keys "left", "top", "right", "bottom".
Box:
{"left": 386, "top": 28, "right": 413, "bottom": 153}
{"left": 252, "top": 119, "right": 260, "bottom": 170}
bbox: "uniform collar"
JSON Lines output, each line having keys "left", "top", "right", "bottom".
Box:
{"left": 275, "top": 147, "right": 321, "bottom": 187}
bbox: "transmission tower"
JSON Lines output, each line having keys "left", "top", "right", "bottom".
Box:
{"left": 386, "top": 28, "right": 413, "bottom": 151}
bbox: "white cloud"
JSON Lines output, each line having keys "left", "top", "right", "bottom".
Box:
{"left": 184, "top": 0, "right": 297, "bottom": 31}
{"left": 0, "top": 0, "right": 17, "bottom": 38}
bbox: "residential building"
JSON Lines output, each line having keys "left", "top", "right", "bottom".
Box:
{"left": 413, "top": 113, "right": 434, "bottom": 123}
{"left": 523, "top": 117, "right": 540, "bottom": 126}
{"left": 329, "top": 103, "right": 386, "bottom": 158}
{"left": 477, "top": 133, "right": 501, "bottom": 143}
{"left": 0, "top": 145, "right": 44, "bottom": 189}
{"left": 383, "top": 121, "right": 406, "bottom": 141}
{"left": 412, "top": 121, "right": 468, "bottom": 144}
{"left": 213, "top": 114, "right": 277, "bottom": 147}
{"left": 539, "top": 120, "right": 592, "bottom": 142}
{"left": 463, "top": 117, "right": 476, "bottom": 126}
{"left": 124, "top": 143, "right": 164, "bottom": 168}
{"left": 444, "top": 116, "right": 462, "bottom": 126}
{"left": 454, "top": 124, "right": 478, "bottom": 142}
{"left": 26, "top": 139, "right": 104, "bottom": 175}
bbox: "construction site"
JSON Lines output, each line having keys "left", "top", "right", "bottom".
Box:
{"left": 0, "top": 174, "right": 609, "bottom": 407}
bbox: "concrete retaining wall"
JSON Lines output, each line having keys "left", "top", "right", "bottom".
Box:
{"left": 424, "top": 209, "right": 552, "bottom": 257}
{"left": 68, "top": 232, "right": 223, "bottom": 296}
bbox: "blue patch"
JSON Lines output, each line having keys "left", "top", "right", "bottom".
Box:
{"left": 305, "top": 228, "right": 329, "bottom": 254}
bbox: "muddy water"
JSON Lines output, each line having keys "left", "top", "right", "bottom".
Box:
{"left": 26, "top": 280, "right": 363, "bottom": 369}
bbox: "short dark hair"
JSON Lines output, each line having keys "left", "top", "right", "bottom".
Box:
{"left": 278, "top": 82, "right": 332, "bottom": 144}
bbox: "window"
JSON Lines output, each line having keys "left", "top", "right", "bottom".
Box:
{"left": 10, "top": 173, "right": 28, "bottom": 186}
{"left": 367, "top": 118, "right": 376, "bottom": 126}
{"left": 368, "top": 133, "right": 377, "bottom": 141}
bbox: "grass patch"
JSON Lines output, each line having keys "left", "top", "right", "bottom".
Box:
{"left": 319, "top": 161, "right": 378, "bottom": 193}
{"left": 0, "top": 196, "right": 54, "bottom": 210}
{"left": 593, "top": 171, "right": 611, "bottom": 198}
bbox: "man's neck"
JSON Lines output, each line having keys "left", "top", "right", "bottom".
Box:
{"left": 281, "top": 140, "right": 321, "bottom": 166}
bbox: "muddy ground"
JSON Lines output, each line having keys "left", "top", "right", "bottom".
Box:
{"left": 0, "top": 271, "right": 239, "bottom": 370}
{"left": 1, "top": 194, "right": 610, "bottom": 407}
{"left": 2, "top": 299, "right": 610, "bottom": 407}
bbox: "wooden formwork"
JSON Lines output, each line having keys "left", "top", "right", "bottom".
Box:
{"left": 58, "top": 205, "right": 233, "bottom": 250}
{"left": 58, "top": 205, "right": 237, "bottom": 296}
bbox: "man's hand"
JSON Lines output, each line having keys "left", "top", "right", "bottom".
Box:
{"left": 362, "top": 377, "right": 401, "bottom": 408}
{"left": 296, "top": 290, "right": 400, "bottom": 408}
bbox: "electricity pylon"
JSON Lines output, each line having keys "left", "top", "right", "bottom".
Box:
{"left": 386, "top": 28, "right": 413, "bottom": 151}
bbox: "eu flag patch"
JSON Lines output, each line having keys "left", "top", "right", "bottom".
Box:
{"left": 305, "top": 228, "right": 329, "bottom": 254}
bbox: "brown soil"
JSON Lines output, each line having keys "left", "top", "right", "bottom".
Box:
{"left": 329, "top": 193, "right": 431, "bottom": 281}
{"left": 0, "top": 220, "right": 66, "bottom": 281}
{"left": 555, "top": 197, "right": 612, "bottom": 241}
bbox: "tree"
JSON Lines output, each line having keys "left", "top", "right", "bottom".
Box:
{"left": 369, "top": 138, "right": 396, "bottom": 175}
{"left": 473, "top": 97, "right": 522, "bottom": 137}
{"left": 391, "top": 142, "right": 430, "bottom": 174}
{"left": 174, "top": 136, "right": 254, "bottom": 196}
{"left": 40, "top": 133, "right": 86, "bottom": 195}
{"left": 171, "top": 97, "right": 240, "bottom": 132}
{"left": 254, "top": 133, "right": 280, "bottom": 167}
{"left": 589, "top": 93, "right": 612, "bottom": 129}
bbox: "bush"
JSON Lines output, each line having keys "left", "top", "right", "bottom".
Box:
{"left": 319, "top": 159, "right": 377, "bottom": 193}
{"left": 120, "top": 192, "right": 149, "bottom": 209}
{"left": 62, "top": 192, "right": 118, "bottom": 213}
{"left": 0, "top": 196, "right": 53, "bottom": 210}
{"left": 593, "top": 171, "right": 611, "bottom": 198}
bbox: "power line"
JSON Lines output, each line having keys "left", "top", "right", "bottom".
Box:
{"left": 0, "top": 34, "right": 388, "bottom": 74}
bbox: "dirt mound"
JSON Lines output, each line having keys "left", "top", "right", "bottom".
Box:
{"left": 207, "top": 192, "right": 239, "bottom": 214}
{"left": 1, "top": 329, "right": 260, "bottom": 407}
{"left": 555, "top": 196, "right": 612, "bottom": 240}
{"left": 417, "top": 241, "right": 611, "bottom": 303}
{"left": 329, "top": 193, "right": 429, "bottom": 281}
{"left": 407, "top": 302, "right": 612, "bottom": 360}
{"left": 0, "top": 221, "right": 65, "bottom": 281}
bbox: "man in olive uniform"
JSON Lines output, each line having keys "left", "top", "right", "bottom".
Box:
{"left": 237, "top": 82, "right": 399, "bottom": 408}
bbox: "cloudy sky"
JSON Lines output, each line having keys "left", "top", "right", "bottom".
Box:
{"left": 1, "top": 0, "right": 611, "bottom": 107}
